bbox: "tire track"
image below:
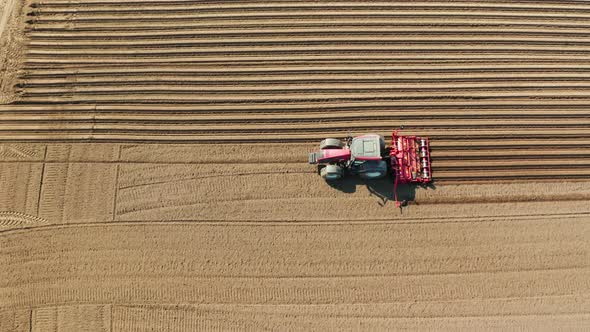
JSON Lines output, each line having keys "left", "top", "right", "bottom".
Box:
{"left": 0, "top": 212, "right": 49, "bottom": 231}
{"left": 25, "top": 36, "right": 590, "bottom": 48}
{"left": 24, "top": 28, "right": 590, "bottom": 39}
{"left": 27, "top": 1, "right": 590, "bottom": 10}
{"left": 28, "top": 2, "right": 590, "bottom": 12}
{"left": 3, "top": 110, "right": 590, "bottom": 121}
{"left": 19, "top": 65, "right": 590, "bottom": 76}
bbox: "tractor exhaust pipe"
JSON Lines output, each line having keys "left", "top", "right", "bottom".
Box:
{"left": 308, "top": 152, "right": 318, "bottom": 164}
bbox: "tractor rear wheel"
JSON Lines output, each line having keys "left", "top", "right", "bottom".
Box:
{"left": 320, "top": 138, "right": 344, "bottom": 150}
{"left": 359, "top": 160, "right": 388, "bottom": 180}
{"left": 360, "top": 170, "right": 386, "bottom": 180}
{"left": 320, "top": 164, "right": 344, "bottom": 180}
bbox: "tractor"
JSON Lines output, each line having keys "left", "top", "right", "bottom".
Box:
{"left": 309, "top": 131, "right": 432, "bottom": 207}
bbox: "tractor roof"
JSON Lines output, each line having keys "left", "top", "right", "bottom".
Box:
{"left": 350, "top": 134, "right": 385, "bottom": 160}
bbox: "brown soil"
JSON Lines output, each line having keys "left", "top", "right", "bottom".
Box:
{"left": 1, "top": 1, "right": 590, "bottom": 330}
{"left": 0, "top": 0, "right": 26, "bottom": 103}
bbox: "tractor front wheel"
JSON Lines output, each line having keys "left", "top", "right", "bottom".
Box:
{"left": 320, "top": 138, "right": 344, "bottom": 150}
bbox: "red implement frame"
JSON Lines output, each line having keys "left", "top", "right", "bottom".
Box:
{"left": 390, "top": 131, "right": 432, "bottom": 207}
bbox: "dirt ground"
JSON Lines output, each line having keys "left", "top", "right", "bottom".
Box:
{"left": 1, "top": 1, "right": 590, "bottom": 331}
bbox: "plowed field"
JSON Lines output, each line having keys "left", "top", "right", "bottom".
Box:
{"left": 1, "top": 1, "right": 590, "bottom": 331}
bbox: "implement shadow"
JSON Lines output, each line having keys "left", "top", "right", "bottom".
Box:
{"left": 327, "top": 172, "right": 436, "bottom": 207}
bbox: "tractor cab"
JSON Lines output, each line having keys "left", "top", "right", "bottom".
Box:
{"left": 348, "top": 134, "right": 388, "bottom": 179}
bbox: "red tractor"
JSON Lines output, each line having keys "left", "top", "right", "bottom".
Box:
{"left": 309, "top": 131, "right": 432, "bottom": 207}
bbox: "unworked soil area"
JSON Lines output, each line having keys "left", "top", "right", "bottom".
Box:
{"left": 1, "top": 142, "right": 589, "bottom": 331}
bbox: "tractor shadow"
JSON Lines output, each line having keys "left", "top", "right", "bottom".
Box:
{"left": 327, "top": 173, "right": 436, "bottom": 207}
